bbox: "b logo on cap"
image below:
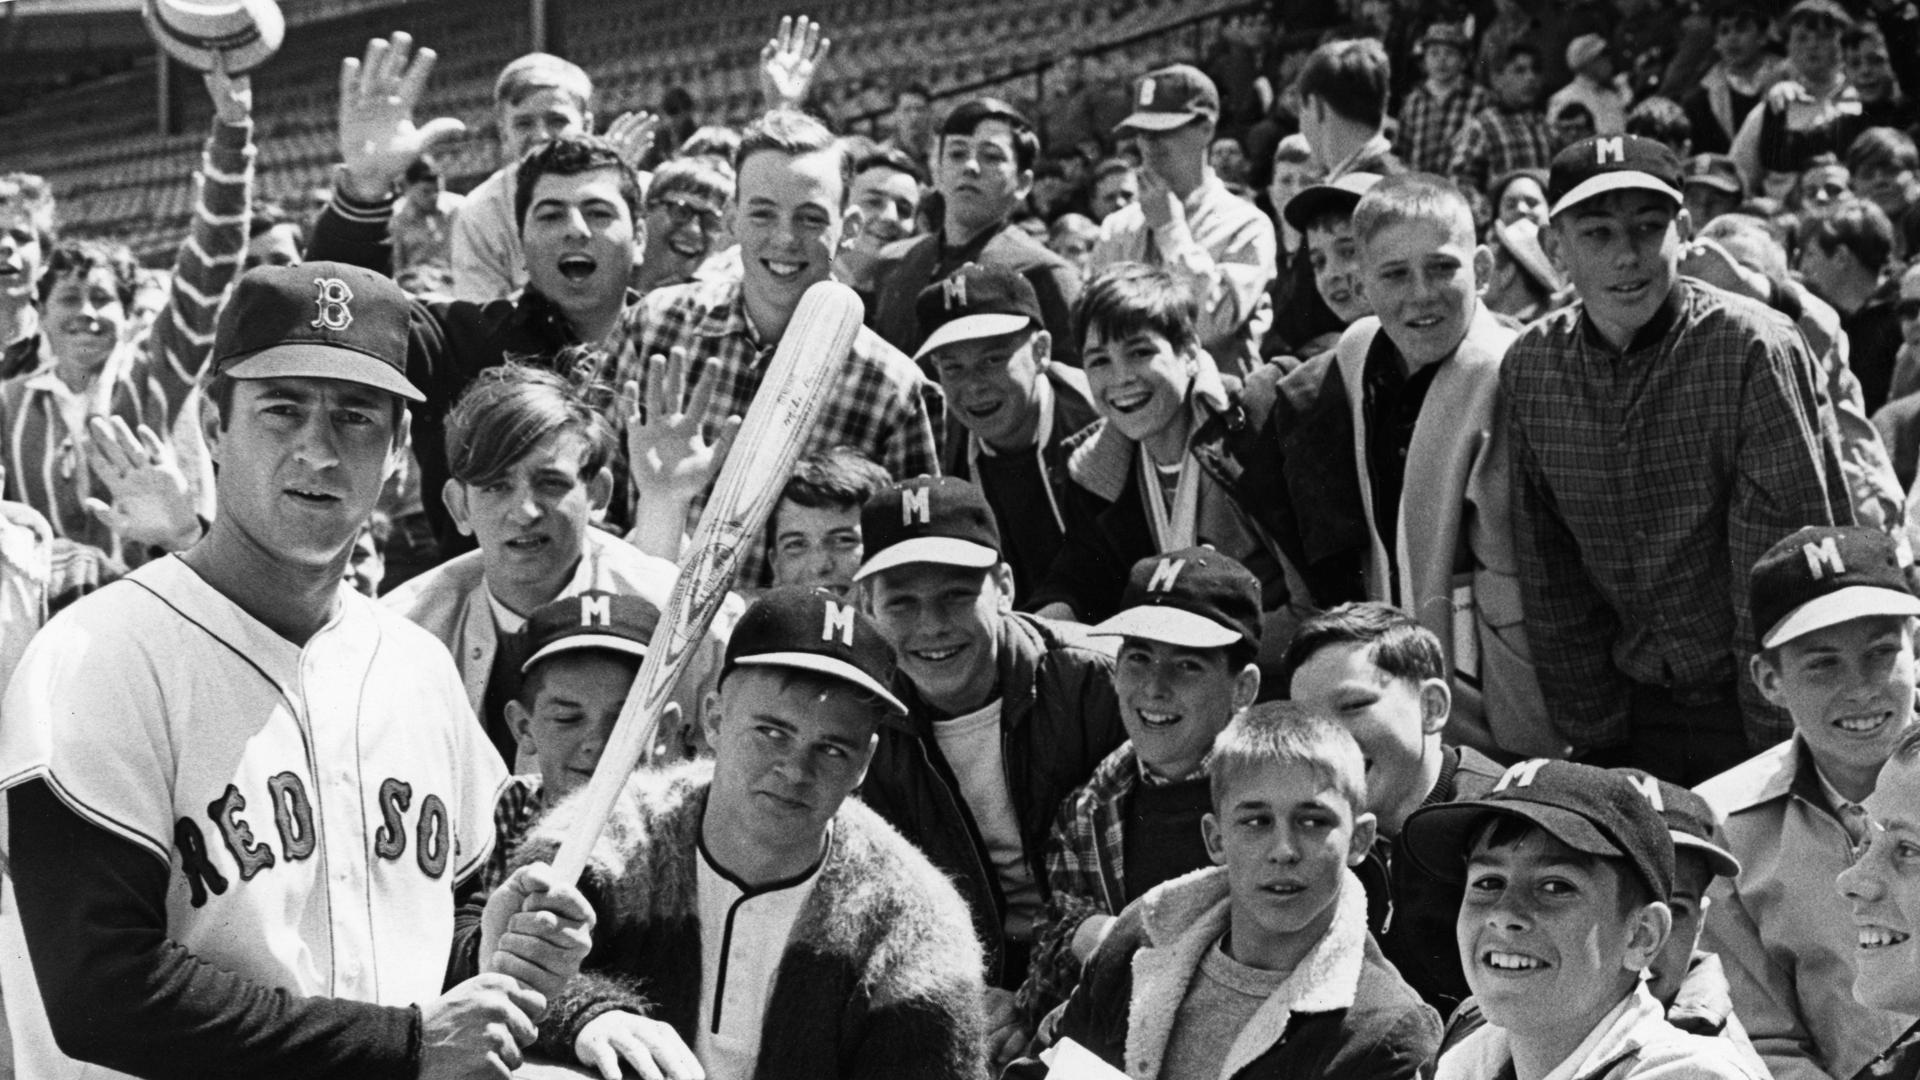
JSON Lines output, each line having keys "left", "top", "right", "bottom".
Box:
{"left": 823, "top": 600, "right": 856, "bottom": 647}
{"left": 1139, "top": 79, "right": 1156, "bottom": 106}
{"left": 312, "top": 277, "right": 354, "bottom": 332}
{"left": 580, "top": 594, "right": 611, "bottom": 628}
{"left": 1803, "top": 537, "right": 1847, "bottom": 579}
{"left": 942, "top": 274, "right": 968, "bottom": 310}
{"left": 1146, "top": 558, "right": 1187, "bottom": 594}
{"left": 1594, "top": 137, "right": 1626, "bottom": 165}
{"left": 901, "top": 487, "right": 932, "bottom": 526}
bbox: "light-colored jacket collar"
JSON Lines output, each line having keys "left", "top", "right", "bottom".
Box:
{"left": 1441, "top": 985, "right": 1684, "bottom": 1080}
{"left": 1124, "top": 864, "right": 1369, "bottom": 1080}
{"left": 1069, "top": 361, "right": 1233, "bottom": 503}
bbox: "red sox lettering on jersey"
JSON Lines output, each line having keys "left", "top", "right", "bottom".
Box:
{"left": 0, "top": 557, "right": 504, "bottom": 1033}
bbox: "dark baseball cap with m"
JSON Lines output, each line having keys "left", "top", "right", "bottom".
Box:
{"left": 212, "top": 261, "right": 424, "bottom": 402}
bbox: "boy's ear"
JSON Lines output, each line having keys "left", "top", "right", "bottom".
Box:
{"left": 442, "top": 479, "right": 473, "bottom": 537}
{"left": 1419, "top": 677, "right": 1451, "bottom": 736}
{"left": 1030, "top": 329, "right": 1052, "bottom": 368}
{"left": 507, "top": 699, "right": 537, "bottom": 754}
{"left": 1472, "top": 244, "right": 1494, "bottom": 294}
{"left": 1348, "top": 811, "right": 1379, "bottom": 865}
{"left": 1202, "top": 812, "right": 1228, "bottom": 866}
{"left": 1749, "top": 651, "right": 1787, "bottom": 709}
{"left": 1232, "top": 663, "right": 1262, "bottom": 713}
{"left": 1623, "top": 900, "right": 1674, "bottom": 973}
{"left": 836, "top": 203, "right": 865, "bottom": 253}
{"left": 992, "top": 562, "right": 1017, "bottom": 613}
{"left": 588, "top": 465, "right": 614, "bottom": 512}
{"left": 1674, "top": 206, "right": 1694, "bottom": 244}
{"left": 1541, "top": 222, "right": 1566, "bottom": 274}
{"left": 700, "top": 689, "right": 725, "bottom": 747}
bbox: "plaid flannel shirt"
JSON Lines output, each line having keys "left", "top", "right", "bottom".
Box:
{"left": 1016, "top": 741, "right": 1139, "bottom": 1026}
{"left": 1399, "top": 81, "right": 1490, "bottom": 176}
{"left": 478, "top": 774, "right": 546, "bottom": 895}
{"left": 620, "top": 277, "right": 941, "bottom": 585}
{"left": 1448, "top": 104, "right": 1551, "bottom": 216}
{"left": 1504, "top": 279, "right": 1850, "bottom": 752}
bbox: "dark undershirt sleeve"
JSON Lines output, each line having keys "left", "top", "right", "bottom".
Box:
{"left": 7, "top": 779, "right": 423, "bottom": 1080}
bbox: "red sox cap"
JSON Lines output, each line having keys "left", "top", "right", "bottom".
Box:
{"left": 723, "top": 586, "right": 908, "bottom": 716}
{"left": 1117, "top": 64, "right": 1221, "bottom": 133}
{"left": 213, "top": 261, "right": 424, "bottom": 402}
{"left": 1402, "top": 758, "right": 1677, "bottom": 903}
{"left": 1547, "top": 135, "right": 1684, "bottom": 219}
{"left": 1751, "top": 526, "right": 1920, "bottom": 649}
{"left": 912, "top": 264, "right": 1044, "bottom": 363}
{"left": 520, "top": 590, "right": 661, "bottom": 673}
{"left": 1091, "top": 547, "right": 1263, "bottom": 650}
{"left": 854, "top": 476, "right": 1002, "bottom": 581}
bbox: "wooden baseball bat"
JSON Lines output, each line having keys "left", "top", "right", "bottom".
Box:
{"left": 549, "top": 281, "right": 864, "bottom": 886}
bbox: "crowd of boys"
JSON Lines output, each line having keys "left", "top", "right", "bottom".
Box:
{"left": 3, "top": 0, "right": 1920, "bottom": 1076}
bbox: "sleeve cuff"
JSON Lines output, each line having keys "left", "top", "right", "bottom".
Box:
{"left": 330, "top": 167, "right": 396, "bottom": 223}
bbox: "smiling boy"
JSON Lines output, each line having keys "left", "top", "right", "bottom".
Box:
{"left": 1697, "top": 525, "right": 1920, "bottom": 1080}
{"left": 1838, "top": 726, "right": 1920, "bottom": 1078}
{"left": 916, "top": 264, "right": 1097, "bottom": 601}
{"left": 853, "top": 476, "right": 1125, "bottom": 1062}
{"left": 1505, "top": 134, "right": 1850, "bottom": 786}
{"left": 1018, "top": 547, "right": 1264, "bottom": 1024}
{"left": 1032, "top": 263, "right": 1326, "bottom": 671}
{"left": 1404, "top": 760, "right": 1764, "bottom": 1080}
{"left": 1328, "top": 173, "right": 1553, "bottom": 758}
{"left": 1013, "top": 704, "right": 1440, "bottom": 1080}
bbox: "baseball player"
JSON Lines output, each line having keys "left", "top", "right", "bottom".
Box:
{"left": 0, "top": 262, "right": 594, "bottom": 1079}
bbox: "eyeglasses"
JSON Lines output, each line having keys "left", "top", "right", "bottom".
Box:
{"left": 1898, "top": 299, "right": 1920, "bottom": 321}
{"left": 651, "top": 196, "right": 723, "bottom": 233}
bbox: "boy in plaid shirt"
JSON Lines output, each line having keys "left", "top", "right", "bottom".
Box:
{"left": 1017, "top": 546, "right": 1263, "bottom": 1025}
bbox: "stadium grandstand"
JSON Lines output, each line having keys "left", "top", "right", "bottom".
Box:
{"left": 0, "top": 0, "right": 1255, "bottom": 262}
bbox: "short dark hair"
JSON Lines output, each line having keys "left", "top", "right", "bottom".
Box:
{"left": 1847, "top": 126, "right": 1919, "bottom": 174}
{"left": 444, "top": 362, "right": 616, "bottom": 488}
{"left": 940, "top": 98, "right": 1041, "bottom": 172}
{"left": 1074, "top": 262, "right": 1199, "bottom": 357}
{"left": 778, "top": 446, "right": 891, "bottom": 513}
{"left": 853, "top": 145, "right": 929, "bottom": 188}
{"left": 514, "top": 135, "right": 644, "bottom": 231}
{"left": 404, "top": 157, "right": 441, "bottom": 186}
{"left": 1279, "top": 601, "right": 1446, "bottom": 690}
{"left": 1807, "top": 198, "right": 1896, "bottom": 272}
{"left": 1625, "top": 96, "right": 1692, "bottom": 154}
{"left": 1093, "top": 157, "right": 1138, "bottom": 184}
{"left": 1297, "top": 39, "right": 1391, "bottom": 128}
{"left": 735, "top": 109, "right": 853, "bottom": 201}
{"left": 1501, "top": 42, "right": 1543, "bottom": 70}
{"left": 38, "top": 239, "right": 137, "bottom": 307}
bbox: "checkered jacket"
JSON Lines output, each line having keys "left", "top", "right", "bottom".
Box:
{"left": 1016, "top": 740, "right": 1141, "bottom": 1025}
{"left": 1399, "top": 81, "right": 1490, "bottom": 176}
{"left": 619, "top": 277, "right": 942, "bottom": 584}
{"left": 479, "top": 774, "right": 546, "bottom": 895}
{"left": 1448, "top": 105, "right": 1551, "bottom": 217}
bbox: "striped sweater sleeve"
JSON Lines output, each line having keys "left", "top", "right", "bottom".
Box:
{"left": 147, "top": 116, "right": 255, "bottom": 419}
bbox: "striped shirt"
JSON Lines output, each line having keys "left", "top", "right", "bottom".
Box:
{"left": 1504, "top": 278, "right": 1850, "bottom": 751}
{"left": 0, "top": 118, "right": 252, "bottom": 563}
{"left": 619, "top": 276, "right": 941, "bottom": 585}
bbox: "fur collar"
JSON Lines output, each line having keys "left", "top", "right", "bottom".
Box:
{"left": 1068, "top": 365, "right": 1235, "bottom": 502}
{"left": 1123, "top": 865, "right": 1370, "bottom": 1080}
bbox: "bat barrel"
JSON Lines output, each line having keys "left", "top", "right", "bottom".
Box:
{"left": 549, "top": 281, "right": 865, "bottom": 884}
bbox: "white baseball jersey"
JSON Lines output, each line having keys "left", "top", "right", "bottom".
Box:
{"left": 0, "top": 555, "right": 508, "bottom": 1080}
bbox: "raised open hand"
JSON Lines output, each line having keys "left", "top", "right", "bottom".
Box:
{"left": 83, "top": 416, "right": 200, "bottom": 551}
{"left": 760, "top": 15, "right": 831, "bottom": 110}
{"left": 623, "top": 347, "right": 742, "bottom": 507}
{"left": 337, "top": 32, "right": 466, "bottom": 200}
{"left": 605, "top": 110, "right": 662, "bottom": 170}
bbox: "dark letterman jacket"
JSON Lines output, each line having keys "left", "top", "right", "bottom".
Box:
{"left": 856, "top": 611, "right": 1126, "bottom": 987}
